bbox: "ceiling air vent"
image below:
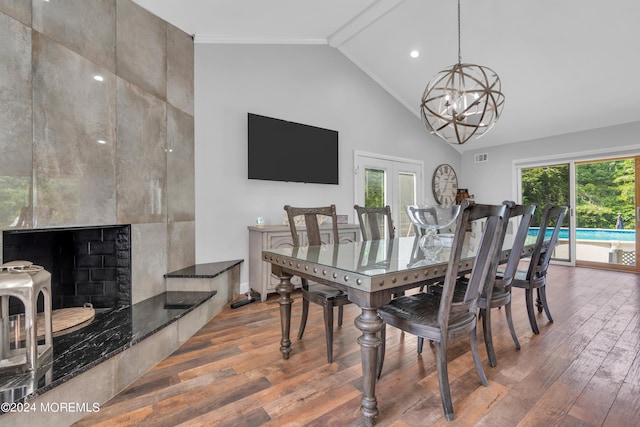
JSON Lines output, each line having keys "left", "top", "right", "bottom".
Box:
{"left": 474, "top": 153, "right": 488, "bottom": 163}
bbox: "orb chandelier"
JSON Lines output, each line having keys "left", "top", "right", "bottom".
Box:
{"left": 420, "top": 0, "right": 505, "bottom": 145}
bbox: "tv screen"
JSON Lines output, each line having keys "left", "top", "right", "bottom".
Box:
{"left": 248, "top": 113, "right": 339, "bottom": 185}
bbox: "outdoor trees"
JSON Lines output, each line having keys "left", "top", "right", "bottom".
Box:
{"left": 521, "top": 159, "right": 635, "bottom": 229}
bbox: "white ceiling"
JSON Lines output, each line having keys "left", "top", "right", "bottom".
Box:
{"left": 133, "top": 0, "right": 640, "bottom": 153}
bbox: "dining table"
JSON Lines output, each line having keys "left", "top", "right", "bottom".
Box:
{"left": 262, "top": 234, "right": 534, "bottom": 425}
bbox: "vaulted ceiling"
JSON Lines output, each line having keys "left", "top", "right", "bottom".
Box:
{"left": 133, "top": 0, "right": 640, "bottom": 152}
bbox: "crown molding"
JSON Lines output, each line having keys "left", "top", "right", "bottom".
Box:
{"left": 194, "top": 34, "right": 327, "bottom": 45}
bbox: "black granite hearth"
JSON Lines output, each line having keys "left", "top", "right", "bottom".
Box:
{"left": 0, "top": 290, "right": 215, "bottom": 406}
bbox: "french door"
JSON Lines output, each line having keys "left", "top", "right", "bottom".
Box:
{"left": 354, "top": 151, "right": 423, "bottom": 238}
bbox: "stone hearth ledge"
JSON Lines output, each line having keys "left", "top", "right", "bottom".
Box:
{"left": 0, "top": 259, "right": 243, "bottom": 427}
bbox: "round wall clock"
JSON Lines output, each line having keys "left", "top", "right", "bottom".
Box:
{"left": 432, "top": 164, "right": 458, "bottom": 206}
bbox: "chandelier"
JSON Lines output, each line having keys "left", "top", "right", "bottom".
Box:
{"left": 420, "top": 0, "right": 504, "bottom": 145}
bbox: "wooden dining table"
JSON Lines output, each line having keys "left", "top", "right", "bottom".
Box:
{"left": 262, "top": 234, "right": 534, "bottom": 425}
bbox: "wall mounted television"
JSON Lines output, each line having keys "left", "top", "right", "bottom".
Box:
{"left": 247, "top": 113, "right": 339, "bottom": 185}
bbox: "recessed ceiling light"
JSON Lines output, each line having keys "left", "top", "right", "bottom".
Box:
{"left": 97, "top": 139, "right": 107, "bottom": 144}
{"left": 93, "top": 75, "right": 104, "bottom": 82}
{"left": 410, "top": 50, "right": 420, "bottom": 59}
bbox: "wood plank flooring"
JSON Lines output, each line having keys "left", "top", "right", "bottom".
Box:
{"left": 73, "top": 265, "right": 640, "bottom": 426}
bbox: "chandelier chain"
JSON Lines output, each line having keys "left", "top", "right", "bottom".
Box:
{"left": 457, "top": 0, "right": 461, "bottom": 64}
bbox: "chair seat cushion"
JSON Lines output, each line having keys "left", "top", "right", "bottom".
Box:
{"left": 378, "top": 293, "right": 476, "bottom": 341}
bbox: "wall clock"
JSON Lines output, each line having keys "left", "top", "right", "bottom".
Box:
{"left": 432, "top": 164, "right": 458, "bottom": 206}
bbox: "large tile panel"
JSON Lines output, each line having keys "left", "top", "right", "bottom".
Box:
{"left": 0, "top": 12, "right": 32, "bottom": 229}
{"left": 116, "top": 78, "right": 167, "bottom": 224}
{"left": 32, "top": 0, "right": 116, "bottom": 73}
{"left": 131, "top": 222, "right": 167, "bottom": 303}
{"left": 116, "top": 0, "right": 166, "bottom": 100}
{"left": 167, "top": 220, "right": 195, "bottom": 272}
{"left": 167, "top": 23, "right": 193, "bottom": 116}
{"left": 32, "top": 32, "right": 117, "bottom": 227}
{"left": 0, "top": 0, "right": 31, "bottom": 26}
{"left": 113, "top": 321, "right": 179, "bottom": 392}
{"left": 166, "top": 105, "right": 194, "bottom": 222}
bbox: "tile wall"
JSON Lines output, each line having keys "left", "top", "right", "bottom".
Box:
{"left": 0, "top": 0, "right": 195, "bottom": 303}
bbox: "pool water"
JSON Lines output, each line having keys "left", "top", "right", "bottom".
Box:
{"left": 528, "top": 227, "right": 636, "bottom": 242}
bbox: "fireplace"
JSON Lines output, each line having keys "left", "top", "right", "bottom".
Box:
{"left": 2, "top": 225, "right": 131, "bottom": 313}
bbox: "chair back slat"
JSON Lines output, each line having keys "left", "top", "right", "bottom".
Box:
{"left": 304, "top": 213, "right": 322, "bottom": 245}
{"left": 366, "top": 213, "right": 382, "bottom": 240}
{"left": 499, "top": 202, "right": 537, "bottom": 284}
{"left": 528, "top": 205, "right": 568, "bottom": 280}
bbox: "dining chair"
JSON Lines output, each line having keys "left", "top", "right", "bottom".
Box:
{"left": 430, "top": 201, "right": 536, "bottom": 366}
{"left": 283, "top": 204, "right": 352, "bottom": 363}
{"left": 510, "top": 204, "right": 568, "bottom": 334}
{"left": 354, "top": 205, "right": 395, "bottom": 241}
{"left": 478, "top": 201, "right": 536, "bottom": 366}
{"left": 377, "top": 199, "right": 507, "bottom": 421}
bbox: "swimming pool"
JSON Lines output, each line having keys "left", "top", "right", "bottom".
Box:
{"left": 528, "top": 227, "right": 636, "bottom": 242}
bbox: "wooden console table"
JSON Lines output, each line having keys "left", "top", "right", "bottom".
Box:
{"left": 248, "top": 224, "right": 360, "bottom": 301}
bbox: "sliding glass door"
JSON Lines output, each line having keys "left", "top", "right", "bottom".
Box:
{"left": 518, "top": 155, "right": 639, "bottom": 271}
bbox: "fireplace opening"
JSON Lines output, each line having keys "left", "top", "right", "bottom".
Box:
{"left": 2, "top": 225, "right": 132, "bottom": 315}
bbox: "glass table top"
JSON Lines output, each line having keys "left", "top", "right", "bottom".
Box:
{"left": 263, "top": 234, "right": 537, "bottom": 278}
{"left": 264, "top": 236, "right": 458, "bottom": 277}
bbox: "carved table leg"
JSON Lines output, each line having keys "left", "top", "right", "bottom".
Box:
{"left": 275, "top": 271, "right": 294, "bottom": 359}
{"left": 354, "top": 306, "right": 384, "bottom": 425}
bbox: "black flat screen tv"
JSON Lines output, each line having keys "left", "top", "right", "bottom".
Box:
{"left": 247, "top": 113, "right": 339, "bottom": 185}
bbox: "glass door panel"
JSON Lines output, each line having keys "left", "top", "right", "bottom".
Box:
{"left": 363, "top": 167, "right": 387, "bottom": 238}
{"left": 398, "top": 172, "right": 417, "bottom": 237}
{"left": 521, "top": 163, "right": 572, "bottom": 263}
{"left": 575, "top": 157, "right": 637, "bottom": 270}
{"left": 364, "top": 168, "right": 385, "bottom": 208}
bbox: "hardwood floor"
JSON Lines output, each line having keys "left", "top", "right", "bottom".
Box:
{"left": 73, "top": 265, "right": 640, "bottom": 426}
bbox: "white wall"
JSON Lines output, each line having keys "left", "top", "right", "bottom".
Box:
{"left": 194, "top": 43, "right": 459, "bottom": 290}
{"left": 461, "top": 122, "right": 640, "bottom": 204}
